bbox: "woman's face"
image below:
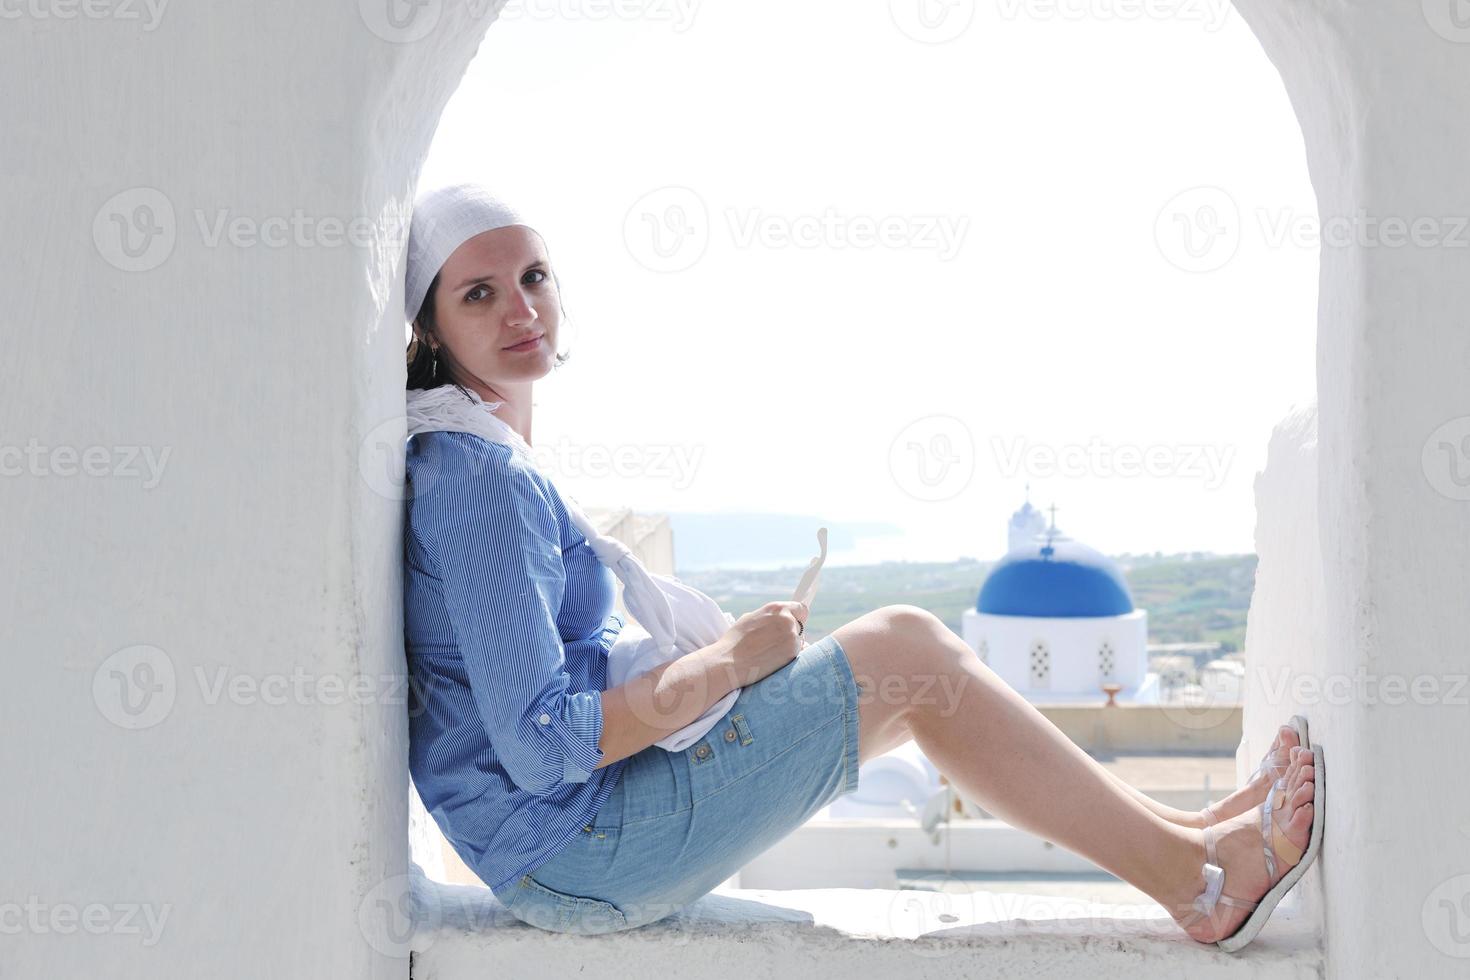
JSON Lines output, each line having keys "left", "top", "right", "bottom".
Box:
{"left": 421, "top": 224, "right": 560, "bottom": 390}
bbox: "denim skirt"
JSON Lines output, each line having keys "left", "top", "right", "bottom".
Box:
{"left": 488, "top": 631, "right": 862, "bottom": 935}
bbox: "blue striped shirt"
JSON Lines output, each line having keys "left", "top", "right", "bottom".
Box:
{"left": 402, "top": 429, "right": 629, "bottom": 892}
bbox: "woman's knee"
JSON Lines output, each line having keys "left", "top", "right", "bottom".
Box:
{"left": 843, "top": 604, "right": 962, "bottom": 684}
{"left": 879, "top": 604, "right": 953, "bottom": 654}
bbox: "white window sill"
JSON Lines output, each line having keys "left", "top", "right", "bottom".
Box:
{"left": 407, "top": 869, "right": 1323, "bottom": 978}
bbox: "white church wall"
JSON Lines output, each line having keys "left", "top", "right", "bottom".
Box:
{"left": 962, "top": 609, "right": 1149, "bottom": 699}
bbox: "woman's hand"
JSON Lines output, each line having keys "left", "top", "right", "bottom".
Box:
{"left": 719, "top": 600, "right": 808, "bottom": 686}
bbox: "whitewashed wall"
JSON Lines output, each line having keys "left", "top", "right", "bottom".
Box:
{"left": 0, "top": 3, "right": 505, "bottom": 977}
{"left": 1231, "top": 2, "right": 1470, "bottom": 974}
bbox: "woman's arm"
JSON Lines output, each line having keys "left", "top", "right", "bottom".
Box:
{"left": 594, "top": 638, "right": 740, "bottom": 768}
{"left": 411, "top": 432, "right": 616, "bottom": 796}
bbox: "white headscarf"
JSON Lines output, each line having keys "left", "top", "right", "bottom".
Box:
{"left": 402, "top": 184, "right": 829, "bottom": 752}
{"left": 405, "top": 182, "right": 528, "bottom": 325}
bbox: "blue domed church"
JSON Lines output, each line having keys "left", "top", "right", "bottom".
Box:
{"left": 961, "top": 494, "right": 1157, "bottom": 702}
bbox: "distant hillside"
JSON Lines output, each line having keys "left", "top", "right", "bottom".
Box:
{"left": 678, "top": 553, "right": 1258, "bottom": 653}
{"left": 666, "top": 512, "right": 902, "bottom": 570}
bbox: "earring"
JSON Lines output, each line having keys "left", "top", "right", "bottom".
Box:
{"left": 430, "top": 344, "right": 439, "bottom": 381}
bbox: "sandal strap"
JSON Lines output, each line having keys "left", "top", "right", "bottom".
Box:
{"left": 1193, "top": 824, "right": 1261, "bottom": 924}
{"left": 1261, "top": 777, "right": 1281, "bottom": 879}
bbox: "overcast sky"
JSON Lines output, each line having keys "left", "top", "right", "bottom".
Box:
{"left": 416, "top": 0, "right": 1319, "bottom": 562}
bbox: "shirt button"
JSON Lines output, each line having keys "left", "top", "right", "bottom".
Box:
{"left": 696, "top": 745, "right": 710, "bottom": 758}
{"left": 539, "top": 713, "right": 551, "bottom": 725}
{"left": 724, "top": 729, "right": 736, "bottom": 742}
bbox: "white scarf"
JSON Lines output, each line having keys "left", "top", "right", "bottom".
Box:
{"left": 404, "top": 383, "right": 828, "bottom": 752}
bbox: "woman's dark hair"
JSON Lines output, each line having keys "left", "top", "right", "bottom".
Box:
{"left": 406, "top": 270, "right": 572, "bottom": 391}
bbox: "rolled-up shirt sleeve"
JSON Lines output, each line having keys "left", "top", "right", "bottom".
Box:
{"left": 413, "top": 433, "right": 606, "bottom": 796}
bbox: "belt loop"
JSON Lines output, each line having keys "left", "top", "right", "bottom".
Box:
{"left": 731, "top": 713, "right": 754, "bottom": 746}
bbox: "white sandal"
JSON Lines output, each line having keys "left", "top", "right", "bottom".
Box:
{"left": 1200, "top": 714, "right": 1309, "bottom": 828}
{"left": 1185, "top": 742, "right": 1325, "bottom": 952}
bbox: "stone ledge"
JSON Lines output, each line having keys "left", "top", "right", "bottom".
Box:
{"left": 409, "top": 872, "right": 1323, "bottom": 979}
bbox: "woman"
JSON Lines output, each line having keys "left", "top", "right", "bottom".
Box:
{"left": 400, "top": 183, "right": 1321, "bottom": 948}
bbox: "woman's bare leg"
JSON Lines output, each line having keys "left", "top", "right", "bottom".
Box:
{"left": 829, "top": 605, "right": 1318, "bottom": 936}
{"left": 837, "top": 606, "right": 1294, "bottom": 832}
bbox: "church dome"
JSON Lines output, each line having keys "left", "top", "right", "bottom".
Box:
{"left": 977, "top": 535, "right": 1135, "bottom": 618}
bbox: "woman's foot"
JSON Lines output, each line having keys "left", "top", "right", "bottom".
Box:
{"left": 1191, "top": 722, "right": 1303, "bottom": 829}
{"left": 1172, "top": 743, "right": 1317, "bottom": 944}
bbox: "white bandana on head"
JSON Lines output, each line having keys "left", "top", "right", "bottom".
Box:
{"left": 405, "top": 182, "right": 530, "bottom": 326}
